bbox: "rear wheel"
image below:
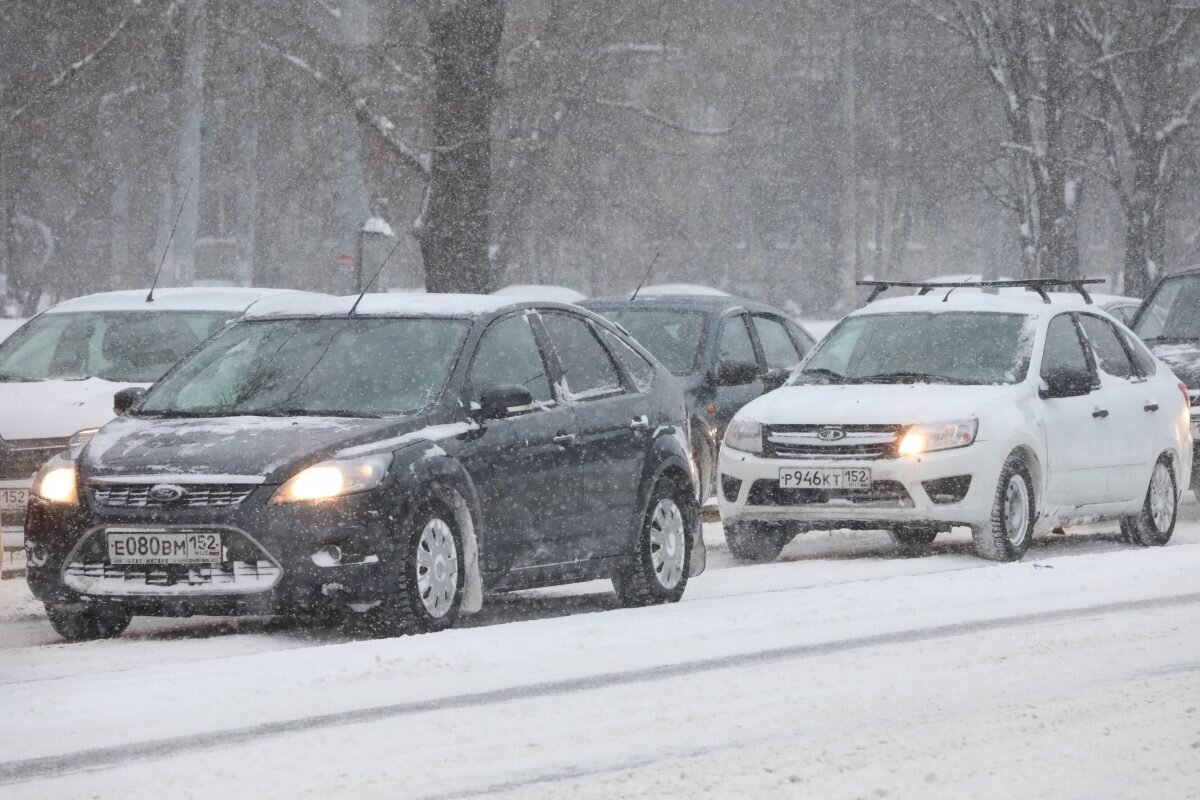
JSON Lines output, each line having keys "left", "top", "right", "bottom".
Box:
{"left": 45, "top": 603, "right": 132, "bottom": 642}
{"left": 1123, "top": 457, "right": 1176, "bottom": 547}
{"left": 368, "top": 504, "right": 464, "bottom": 636}
{"left": 613, "top": 476, "right": 695, "bottom": 607}
{"left": 888, "top": 526, "right": 937, "bottom": 556}
{"left": 724, "top": 521, "right": 790, "bottom": 563}
{"left": 972, "top": 454, "right": 1034, "bottom": 562}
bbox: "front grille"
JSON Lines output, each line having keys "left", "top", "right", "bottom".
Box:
{"left": 763, "top": 424, "right": 901, "bottom": 460}
{"left": 90, "top": 484, "right": 256, "bottom": 508}
{"left": 0, "top": 437, "right": 68, "bottom": 481}
{"left": 747, "top": 479, "right": 912, "bottom": 508}
{"left": 63, "top": 527, "right": 281, "bottom": 595}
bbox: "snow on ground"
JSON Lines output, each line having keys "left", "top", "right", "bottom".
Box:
{"left": 2, "top": 510, "right": 1199, "bottom": 797}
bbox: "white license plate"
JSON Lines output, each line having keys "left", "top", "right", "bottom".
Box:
{"left": 106, "top": 529, "right": 222, "bottom": 566}
{"left": 779, "top": 467, "right": 872, "bottom": 490}
{"left": 0, "top": 488, "right": 28, "bottom": 512}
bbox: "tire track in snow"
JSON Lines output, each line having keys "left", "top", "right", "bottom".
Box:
{"left": 4, "top": 591, "right": 1200, "bottom": 787}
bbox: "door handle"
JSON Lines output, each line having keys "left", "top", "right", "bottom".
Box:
{"left": 630, "top": 415, "right": 650, "bottom": 430}
{"left": 553, "top": 432, "right": 576, "bottom": 446}
{"left": 1092, "top": 408, "right": 1109, "bottom": 418}
{"left": 1144, "top": 402, "right": 1159, "bottom": 412}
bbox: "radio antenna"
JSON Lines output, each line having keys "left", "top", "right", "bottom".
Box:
{"left": 147, "top": 177, "right": 193, "bottom": 303}
{"left": 348, "top": 235, "right": 406, "bottom": 316}
{"left": 629, "top": 250, "right": 662, "bottom": 302}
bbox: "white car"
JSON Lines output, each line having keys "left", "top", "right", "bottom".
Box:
{"left": 0, "top": 287, "right": 320, "bottom": 551}
{"left": 718, "top": 281, "right": 1192, "bottom": 562}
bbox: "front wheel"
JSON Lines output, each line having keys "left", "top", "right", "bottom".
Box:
{"left": 613, "top": 477, "right": 695, "bottom": 607}
{"left": 724, "top": 521, "right": 790, "bottom": 563}
{"left": 972, "top": 454, "right": 1034, "bottom": 562}
{"left": 45, "top": 603, "right": 132, "bottom": 642}
{"left": 367, "top": 504, "right": 464, "bottom": 636}
{"left": 1123, "top": 458, "right": 1177, "bottom": 547}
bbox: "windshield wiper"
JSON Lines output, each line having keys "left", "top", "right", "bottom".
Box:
{"left": 0, "top": 373, "right": 30, "bottom": 382}
{"left": 1142, "top": 336, "right": 1197, "bottom": 344}
{"left": 850, "top": 371, "right": 974, "bottom": 385}
{"left": 258, "top": 408, "right": 383, "bottom": 419}
{"left": 800, "top": 367, "right": 848, "bottom": 384}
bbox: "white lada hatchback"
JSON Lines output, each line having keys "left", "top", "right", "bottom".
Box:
{"left": 718, "top": 279, "right": 1192, "bottom": 562}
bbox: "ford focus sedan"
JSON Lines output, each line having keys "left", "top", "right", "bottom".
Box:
{"left": 25, "top": 294, "right": 701, "bottom": 640}
{"left": 718, "top": 280, "right": 1191, "bottom": 563}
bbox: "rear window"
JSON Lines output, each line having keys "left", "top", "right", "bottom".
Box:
{"left": 1134, "top": 275, "right": 1200, "bottom": 341}
{"left": 592, "top": 308, "right": 705, "bottom": 376}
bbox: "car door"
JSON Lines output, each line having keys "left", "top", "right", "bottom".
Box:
{"left": 751, "top": 312, "right": 806, "bottom": 375}
{"left": 1038, "top": 313, "right": 1112, "bottom": 507}
{"left": 457, "top": 312, "right": 580, "bottom": 573}
{"left": 1077, "top": 313, "right": 1157, "bottom": 503}
{"left": 709, "top": 312, "right": 765, "bottom": 435}
{"left": 537, "top": 310, "right": 651, "bottom": 561}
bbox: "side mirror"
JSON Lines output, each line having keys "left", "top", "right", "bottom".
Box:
{"left": 113, "top": 387, "right": 148, "bottom": 415}
{"left": 761, "top": 368, "right": 791, "bottom": 392}
{"left": 714, "top": 359, "right": 763, "bottom": 387}
{"left": 1039, "top": 368, "right": 1095, "bottom": 399}
{"left": 477, "top": 384, "right": 534, "bottom": 421}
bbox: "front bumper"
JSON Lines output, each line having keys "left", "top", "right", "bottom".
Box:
{"left": 717, "top": 441, "right": 1004, "bottom": 531}
{"left": 24, "top": 484, "right": 412, "bottom": 616}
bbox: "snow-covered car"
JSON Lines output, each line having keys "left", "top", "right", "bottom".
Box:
{"left": 0, "top": 288, "right": 320, "bottom": 553}
{"left": 24, "top": 293, "right": 701, "bottom": 641}
{"left": 718, "top": 280, "right": 1192, "bottom": 563}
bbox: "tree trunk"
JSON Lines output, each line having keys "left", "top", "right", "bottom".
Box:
{"left": 836, "top": 23, "right": 858, "bottom": 309}
{"left": 170, "top": 0, "right": 206, "bottom": 287}
{"left": 418, "top": 0, "right": 504, "bottom": 294}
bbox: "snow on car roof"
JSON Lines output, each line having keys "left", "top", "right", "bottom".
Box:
{"left": 44, "top": 287, "right": 320, "bottom": 315}
{"left": 244, "top": 291, "right": 517, "bottom": 320}
{"left": 492, "top": 284, "right": 586, "bottom": 302}
{"left": 638, "top": 283, "right": 731, "bottom": 297}
{"left": 851, "top": 289, "right": 1109, "bottom": 319}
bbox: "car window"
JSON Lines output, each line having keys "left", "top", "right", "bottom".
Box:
{"left": 599, "top": 327, "right": 656, "bottom": 392}
{"left": 1134, "top": 275, "right": 1196, "bottom": 340}
{"left": 540, "top": 312, "right": 624, "bottom": 399}
{"left": 752, "top": 315, "right": 802, "bottom": 370}
{"left": 1107, "top": 304, "right": 1137, "bottom": 325}
{"left": 787, "top": 321, "right": 816, "bottom": 355}
{"left": 718, "top": 316, "right": 757, "bottom": 364}
{"left": 594, "top": 308, "right": 705, "bottom": 376}
{"left": 1118, "top": 327, "right": 1157, "bottom": 377}
{"left": 1041, "top": 314, "right": 1092, "bottom": 382}
{"left": 1078, "top": 314, "right": 1136, "bottom": 380}
{"left": 468, "top": 314, "right": 552, "bottom": 404}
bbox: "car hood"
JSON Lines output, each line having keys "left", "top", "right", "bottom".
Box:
{"left": 0, "top": 378, "right": 137, "bottom": 441}
{"left": 1146, "top": 342, "right": 1200, "bottom": 387}
{"left": 79, "top": 412, "right": 441, "bottom": 484}
{"left": 737, "top": 383, "right": 1011, "bottom": 426}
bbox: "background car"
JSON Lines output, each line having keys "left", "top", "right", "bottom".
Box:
{"left": 583, "top": 294, "right": 816, "bottom": 500}
{"left": 24, "top": 293, "right": 702, "bottom": 641}
{"left": 1093, "top": 293, "right": 1142, "bottom": 325}
{"left": 0, "top": 287, "right": 321, "bottom": 553}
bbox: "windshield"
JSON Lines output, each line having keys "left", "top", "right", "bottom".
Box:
{"left": 595, "top": 308, "right": 705, "bottom": 376}
{"left": 791, "top": 311, "right": 1032, "bottom": 386}
{"left": 0, "top": 311, "right": 233, "bottom": 383}
{"left": 1134, "top": 275, "right": 1200, "bottom": 341}
{"left": 139, "top": 317, "right": 470, "bottom": 417}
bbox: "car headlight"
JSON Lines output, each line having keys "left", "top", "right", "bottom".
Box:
{"left": 897, "top": 419, "right": 978, "bottom": 457}
{"left": 271, "top": 454, "right": 393, "bottom": 504}
{"left": 724, "top": 419, "right": 763, "bottom": 454}
{"left": 32, "top": 456, "right": 78, "bottom": 504}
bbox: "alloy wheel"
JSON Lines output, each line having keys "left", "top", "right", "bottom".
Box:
{"left": 649, "top": 498, "right": 686, "bottom": 590}
{"left": 1150, "top": 462, "right": 1175, "bottom": 533}
{"left": 415, "top": 518, "right": 458, "bottom": 619}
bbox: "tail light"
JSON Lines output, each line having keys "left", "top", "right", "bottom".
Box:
{"left": 1179, "top": 381, "right": 1191, "bottom": 409}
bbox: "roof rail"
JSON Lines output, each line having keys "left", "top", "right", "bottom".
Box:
{"left": 857, "top": 278, "right": 1106, "bottom": 305}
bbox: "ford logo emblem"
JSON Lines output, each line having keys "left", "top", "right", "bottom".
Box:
{"left": 817, "top": 427, "right": 846, "bottom": 442}
{"left": 149, "top": 484, "right": 186, "bottom": 503}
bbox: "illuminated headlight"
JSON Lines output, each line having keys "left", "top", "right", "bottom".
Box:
{"left": 32, "top": 456, "right": 78, "bottom": 504}
{"left": 271, "top": 454, "right": 393, "bottom": 504}
{"left": 897, "top": 419, "right": 978, "bottom": 457}
{"left": 724, "top": 419, "right": 763, "bottom": 454}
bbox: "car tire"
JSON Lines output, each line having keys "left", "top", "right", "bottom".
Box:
{"left": 972, "top": 453, "right": 1034, "bottom": 562}
{"left": 45, "top": 603, "right": 132, "bottom": 642}
{"left": 693, "top": 435, "right": 714, "bottom": 502}
{"left": 1123, "top": 457, "right": 1177, "bottom": 547}
{"left": 724, "top": 521, "right": 790, "bottom": 563}
{"left": 612, "top": 475, "right": 695, "bottom": 607}
{"left": 369, "top": 503, "right": 465, "bottom": 636}
{"left": 888, "top": 526, "right": 937, "bottom": 556}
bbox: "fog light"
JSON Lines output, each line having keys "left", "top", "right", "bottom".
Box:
{"left": 311, "top": 545, "right": 344, "bottom": 567}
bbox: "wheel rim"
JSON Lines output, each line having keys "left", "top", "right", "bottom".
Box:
{"left": 1003, "top": 474, "right": 1030, "bottom": 546}
{"left": 649, "top": 498, "right": 686, "bottom": 590}
{"left": 415, "top": 518, "right": 458, "bottom": 618}
{"left": 1149, "top": 462, "right": 1175, "bottom": 532}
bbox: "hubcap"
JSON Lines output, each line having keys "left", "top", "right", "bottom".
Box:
{"left": 415, "top": 518, "right": 458, "bottom": 618}
{"left": 1149, "top": 462, "right": 1175, "bottom": 532}
{"left": 1003, "top": 474, "right": 1029, "bottom": 546}
{"left": 649, "top": 498, "right": 686, "bottom": 590}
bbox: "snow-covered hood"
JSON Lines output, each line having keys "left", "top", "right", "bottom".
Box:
{"left": 1146, "top": 342, "right": 1200, "bottom": 388}
{"left": 0, "top": 378, "right": 136, "bottom": 441}
{"left": 737, "top": 383, "right": 1012, "bottom": 426}
{"left": 79, "top": 412, "right": 438, "bottom": 483}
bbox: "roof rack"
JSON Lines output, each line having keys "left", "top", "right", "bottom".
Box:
{"left": 857, "top": 278, "right": 1106, "bottom": 305}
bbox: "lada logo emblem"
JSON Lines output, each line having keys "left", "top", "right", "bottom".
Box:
{"left": 817, "top": 427, "right": 846, "bottom": 442}
{"left": 149, "top": 484, "right": 186, "bottom": 503}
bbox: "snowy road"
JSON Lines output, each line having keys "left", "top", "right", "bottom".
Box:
{"left": 2, "top": 512, "right": 1199, "bottom": 798}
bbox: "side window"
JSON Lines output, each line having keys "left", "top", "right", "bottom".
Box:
{"left": 718, "top": 316, "right": 757, "bottom": 364}
{"left": 787, "top": 321, "right": 816, "bottom": 356}
{"left": 600, "top": 327, "right": 656, "bottom": 392}
{"left": 540, "top": 312, "right": 623, "bottom": 399}
{"left": 1041, "top": 315, "right": 1092, "bottom": 382}
{"left": 1078, "top": 315, "right": 1136, "bottom": 380}
{"left": 1118, "top": 328, "right": 1157, "bottom": 377}
{"left": 468, "top": 315, "right": 552, "bottom": 404}
{"left": 752, "top": 315, "right": 802, "bottom": 370}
